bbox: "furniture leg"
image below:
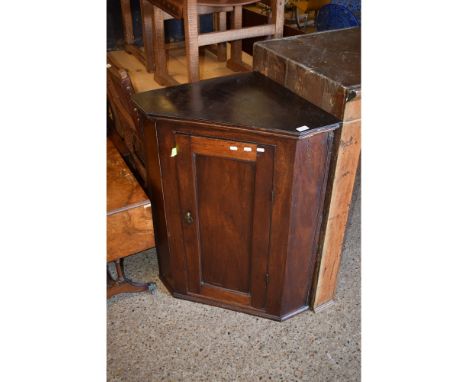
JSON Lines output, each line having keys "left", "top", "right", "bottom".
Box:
{"left": 226, "top": 6, "right": 244, "bottom": 71}
{"left": 107, "top": 258, "right": 156, "bottom": 299}
{"left": 120, "top": 0, "right": 135, "bottom": 45}
{"left": 121, "top": 0, "right": 148, "bottom": 66}
{"left": 140, "top": 0, "right": 155, "bottom": 72}
{"left": 184, "top": 0, "right": 200, "bottom": 82}
{"left": 152, "top": 6, "right": 179, "bottom": 85}
{"left": 216, "top": 12, "right": 227, "bottom": 61}
{"left": 271, "top": 0, "right": 285, "bottom": 38}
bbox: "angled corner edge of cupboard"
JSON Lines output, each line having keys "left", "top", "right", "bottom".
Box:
{"left": 310, "top": 92, "right": 361, "bottom": 312}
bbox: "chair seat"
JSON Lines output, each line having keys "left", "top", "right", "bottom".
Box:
{"left": 148, "top": 0, "right": 259, "bottom": 19}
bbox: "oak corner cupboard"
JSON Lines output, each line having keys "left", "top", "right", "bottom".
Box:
{"left": 133, "top": 72, "right": 341, "bottom": 321}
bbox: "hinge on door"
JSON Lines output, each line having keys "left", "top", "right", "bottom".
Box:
{"left": 271, "top": 189, "right": 275, "bottom": 202}
{"left": 265, "top": 273, "right": 270, "bottom": 285}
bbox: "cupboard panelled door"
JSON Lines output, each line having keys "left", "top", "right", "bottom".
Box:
{"left": 175, "top": 134, "right": 274, "bottom": 310}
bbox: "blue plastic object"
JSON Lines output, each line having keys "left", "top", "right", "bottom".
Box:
{"left": 332, "top": 0, "right": 361, "bottom": 23}
{"left": 316, "top": 3, "right": 360, "bottom": 31}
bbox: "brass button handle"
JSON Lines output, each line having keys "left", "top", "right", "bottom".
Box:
{"left": 184, "top": 211, "right": 194, "bottom": 225}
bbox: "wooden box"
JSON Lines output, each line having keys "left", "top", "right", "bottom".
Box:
{"left": 254, "top": 28, "right": 361, "bottom": 311}
{"left": 133, "top": 72, "right": 340, "bottom": 320}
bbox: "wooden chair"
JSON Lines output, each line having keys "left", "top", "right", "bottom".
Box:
{"left": 107, "top": 56, "right": 147, "bottom": 186}
{"left": 143, "top": 0, "right": 285, "bottom": 84}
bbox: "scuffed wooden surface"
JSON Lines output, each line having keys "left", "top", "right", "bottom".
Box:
{"left": 253, "top": 27, "right": 360, "bottom": 119}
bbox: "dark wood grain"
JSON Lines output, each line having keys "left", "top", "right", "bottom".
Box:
{"left": 133, "top": 72, "right": 340, "bottom": 136}
{"left": 280, "top": 132, "right": 333, "bottom": 315}
{"left": 137, "top": 73, "right": 340, "bottom": 320}
{"left": 196, "top": 155, "right": 255, "bottom": 293}
{"left": 171, "top": 134, "right": 274, "bottom": 307}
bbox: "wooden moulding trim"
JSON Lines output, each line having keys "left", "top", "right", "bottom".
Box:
{"left": 146, "top": 117, "right": 340, "bottom": 141}
{"left": 200, "top": 284, "right": 251, "bottom": 306}
{"left": 198, "top": 25, "right": 276, "bottom": 46}
{"left": 173, "top": 291, "right": 288, "bottom": 321}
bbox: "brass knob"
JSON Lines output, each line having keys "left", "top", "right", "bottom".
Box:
{"left": 184, "top": 211, "right": 194, "bottom": 224}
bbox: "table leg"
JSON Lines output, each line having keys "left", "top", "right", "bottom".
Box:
{"left": 107, "top": 258, "right": 156, "bottom": 299}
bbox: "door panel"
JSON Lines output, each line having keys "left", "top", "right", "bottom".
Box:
{"left": 175, "top": 134, "right": 274, "bottom": 309}
{"left": 197, "top": 155, "right": 255, "bottom": 293}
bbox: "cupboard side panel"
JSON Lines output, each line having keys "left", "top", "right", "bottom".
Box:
{"left": 142, "top": 118, "right": 172, "bottom": 285}
{"left": 153, "top": 121, "right": 191, "bottom": 293}
{"left": 281, "top": 132, "right": 334, "bottom": 315}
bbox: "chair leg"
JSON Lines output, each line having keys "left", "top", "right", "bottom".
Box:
{"left": 216, "top": 12, "right": 227, "bottom": 62}
{"left": 271, "top": 0, "right": 285, "bottom": 38}
{"left": 226, "top": 5, "right": 249, "bottom": 72}
{"left": 140, "top": 0, "right": 155, "bottom": 72}
{"left": 120, "top": 0, "right": 135, "bottom": 45}
{"left": 152, "top": 6, "right": 174, "bottom": 85}
{"left": 184, "top": 1, "right": 200, "bottom": 82}
{"left": 121, "top": 0, "right": 147, "bottom": 68}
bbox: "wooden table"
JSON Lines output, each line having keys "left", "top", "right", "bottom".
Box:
{"left": 253, "top": 27, "right": 361, "bottom": 311}
{"left": 107, "top": 138, "right": 156, "bottom": 298}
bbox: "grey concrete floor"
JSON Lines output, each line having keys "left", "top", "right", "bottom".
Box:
{"left": 107, "top": 173, "right": 360, "bottom": 382}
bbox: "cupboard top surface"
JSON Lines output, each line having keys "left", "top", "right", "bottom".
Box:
{"left": 132, "top": 72, "right": 340, "bottom": 137}
{"left": 255, "top": 28, "right": 361, "bottom": 90}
